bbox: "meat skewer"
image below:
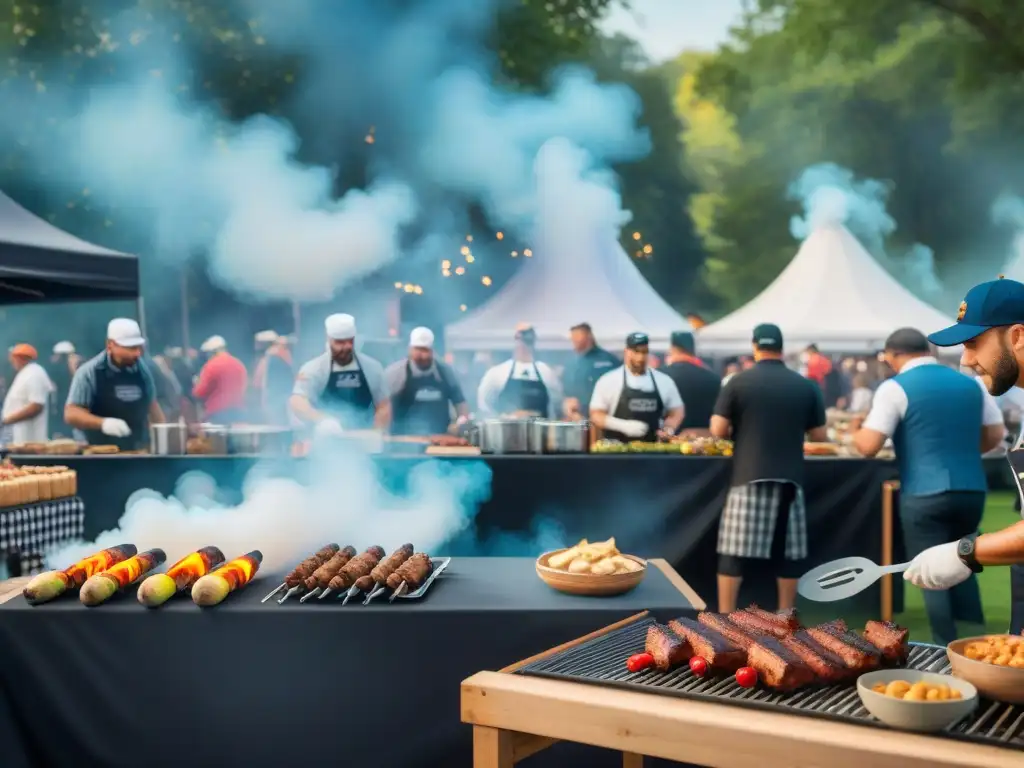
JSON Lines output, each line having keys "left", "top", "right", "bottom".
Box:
{"left": 313, "top": 546, "right": 385, "bottom": 601}
{"left": 386, "top": 553, "right": 434, "bottom": 602}
{"left": 296, "top": 545, "right": 358, "bottom": 602}
{"left": 264, "top": 543, "right": 340, "bottom": 602}
{"left": 346, "top": 543, "right": 414, "bottom": 604}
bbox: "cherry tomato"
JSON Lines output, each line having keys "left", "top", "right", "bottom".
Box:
{"left": 626, "top": 653, "right": 654, "bottom": 672}
{"left": 688, "top": 656, "right": 708, "bottom": 677}
{"left": 735, "top": 667, "right": 757, "bottom": 688}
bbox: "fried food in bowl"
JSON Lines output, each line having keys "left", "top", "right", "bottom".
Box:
{"left": 537, "top": 538, "right": 646, "bottom": 596}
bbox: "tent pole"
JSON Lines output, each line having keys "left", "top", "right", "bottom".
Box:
{"left": 136, "top": 297, "right": 147, "bottom": 338}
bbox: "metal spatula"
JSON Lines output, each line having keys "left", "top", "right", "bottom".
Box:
{"left": 797, "top": 557, "right": 910, "bottom": 602}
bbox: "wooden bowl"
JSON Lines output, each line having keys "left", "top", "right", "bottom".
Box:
{"left": 535, "top": 549, "right": 646, "bottom": 596}
{"left": 947, "top": 635, "right": 1024, "bottom": 704}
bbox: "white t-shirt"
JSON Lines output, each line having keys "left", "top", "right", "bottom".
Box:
{"left": 589, "top": 365, "right": 683, "bottom": 416}
{"left": 476, "top": 359, "right": 563, "bottom": 418}
{"left": 2, "top": 362, "right": 53, "bottom": 443}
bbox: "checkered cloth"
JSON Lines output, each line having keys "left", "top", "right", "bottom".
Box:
{"left": 0, "top": 497, "right": 84, "bottom": 576}
{"left": 717, "top": 481, "right": 807, "bottom": 560}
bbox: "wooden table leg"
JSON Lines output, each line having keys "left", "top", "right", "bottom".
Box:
{"left": 622, "top": 752, "right": 644, "bottom": 768}
{"left": 474, "top": 725, "right": 514, "bottom": 768}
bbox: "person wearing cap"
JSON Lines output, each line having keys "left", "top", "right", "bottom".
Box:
{"left": 589, "top": 332, "right": 684, "bottom": 442}
{"left": 661, "top": 330, "right": 720, "bottom": 434}
{"left": 385, "top": 327, "right": 469, "bottom": 436}
{"left": 563, "top": 322, "right": 620, "bottom": 420}
{"left": 48, "top": 341, "right": 82, "bottom": 438}
{"left": 290, "top": 313, "right": 389, "bottom": 435}
{"left": 64, "top": 318, "right": 165, "bottom": 450}
{"left": 476, "top": 324, "right": 562, "bottom": 417}
{"left": 2, "top": 344, "right": 53, "bottom": 444}
{"left": 850, "top": 328, "right": 1004, "bottom": 644}
{"left": 193, "top": 336, "right": 249, "bottom": 425}
{"left": 709, "top": 324, "right": 827, "bottom": 613}
{"left": 252, "top": 331, "right": 293, "bottom": 425}
{"left": 893, "top": 277, "right": 1024, "bottom": 634}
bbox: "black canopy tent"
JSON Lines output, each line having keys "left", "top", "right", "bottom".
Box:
{"left": 0, "top": 190, "right": 139, "bottom": 303}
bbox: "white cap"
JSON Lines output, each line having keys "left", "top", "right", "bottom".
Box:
{"left": 107, "top": 318, "right": 145, "bottom": 347}
{"left": 53, "top": 341, "right": 75, "bottom": 354}
{"left": 200, "top": 335, "right": 227, "bottom": 352}
{"left": 254, "top": 330, "right": 279, "bottom": 343}
{"left": 325, "top": 313, "right": 356, "bottom": 340}
{"left": 409, "top": 327, "right": 434, "bottom": 349}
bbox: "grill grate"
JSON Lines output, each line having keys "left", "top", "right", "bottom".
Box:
{"left": 515, "top": 617, "right": 1024, "bottom": 750}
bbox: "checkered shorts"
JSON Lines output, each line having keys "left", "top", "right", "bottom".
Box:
{"left": 717, "top": 481, "right": 807, "bottom": 560}
{"left": 0, "top": 497, "right": 84, "bottom": 575}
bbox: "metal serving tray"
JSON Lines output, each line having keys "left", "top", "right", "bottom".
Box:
{"left": 515, "top": 616, "right": 1024, "bottom": 750}
{"left": 358, "top": 557, "right": 451, "bottom": 604}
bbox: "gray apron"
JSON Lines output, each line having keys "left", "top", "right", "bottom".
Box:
{"left": 1006, "top": 432, "right": 1024, "bottom": 633}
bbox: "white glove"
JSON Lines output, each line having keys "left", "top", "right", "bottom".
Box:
{"left": 904, "top": 541, "right": 972, "bottom": 590}
{"left": 603, "top": 416, "right": 649, "bottom": 439}
{"left": 100, "top": 418, "right": 132, "bottom": 438}
{"left": 314, "top": 418, "right": 345, "bottom": 438}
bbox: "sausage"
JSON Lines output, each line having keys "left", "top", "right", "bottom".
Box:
{"left": 370, "top": 544, "right": 414, "bottom": 585}
{"left": 386, "top": 553, "right": 433, "bottom": 590}
{"left": 305, "top": 545, "right": 357, "bottom": 590}
{"left": 333, "top": 546, "right": 385, "bottom": 589}
{"left": 285, "top": 544, "right": 340, "bottom": 587}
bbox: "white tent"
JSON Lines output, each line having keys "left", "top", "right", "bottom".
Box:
{"left": 696, "top": 225, "right": 955, "bottom": 354}
{"left": 444, "top": 239, "right": 689, "bottom": 351}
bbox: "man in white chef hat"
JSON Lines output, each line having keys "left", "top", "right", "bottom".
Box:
{"left": 289, "top": 313, "right": 390, "bottom": 436}
{"left": 384, "top": 327, "right": 469, "bottom": 436}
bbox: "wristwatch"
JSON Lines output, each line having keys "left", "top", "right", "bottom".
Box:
{"left": 956, "top": 537, "right": 984, "bottom": 574}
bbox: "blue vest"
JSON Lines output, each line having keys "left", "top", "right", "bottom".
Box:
{"left": 891, "top": 364, "right": 987, "bottom": 497}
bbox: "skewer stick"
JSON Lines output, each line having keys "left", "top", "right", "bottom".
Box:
{"left": 343, "top": 584, "right": 361, "bottom": 605}
{"left": 363, "top": 584, "right": 386, "bottom": 605}
{"left": 278, "top": 585, "right": 301, "bottom": 603}
{"left": 317, "top": 588, "right": 333, "bottom": 600}
{"left": 299, "top": 587, "right": 321, "bottom": 603}
{"left": 389, "top": 581, "right": 410, "bottom": 602}
{"left": 262, "top": 583, "right": 286, "bottom": 603}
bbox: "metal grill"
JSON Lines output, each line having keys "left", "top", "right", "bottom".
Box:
{"left": 515, "top": 617, "right": 1024, "bottom": 750}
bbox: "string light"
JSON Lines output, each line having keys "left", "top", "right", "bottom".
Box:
{"left": 403, "top": 284, "right": 414, "bottom": 293}
{"left": 455, "top": 266, "right": 466, "bottom": 275}
{"left": 459, "top": 304, "right": 467, "bottom": 312}
{"left": 441, "top": 259, "right": 451, "bottom": 269}
{"left": 496, "top": 231, "right": 504, "bottom": 240}
{"left": 511, "top": 250, "right": 518, "bottom": 258}
{"left": 481, "top": 276, "right": 492, "bottom": 286}
{"left": 460, "top": 246, "right": 471, "bottom": 256}
{"left": 524, "top": 249, "right": 532, "bottom": 257}
{"left": 394, "top": 281, "right": 403, "bottom": 289}
{"left": 365, "top": 125, "right": 375, "bottom": 144}
{"left": 465, "top": 254, "right": 474, "bottom": 263}
{"left": 414, "top": 285, "right": 423, "bottom": 295}
{"left": 632, "top": 232, "right": 641, "bottom": 241}
{"left": 466, "top": 234, "right": 473, "bottom": 242}
{"left": 643, "top": 245, "right": 653, "bottom": 255}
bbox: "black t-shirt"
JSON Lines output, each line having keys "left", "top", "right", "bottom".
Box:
{"left": 566, "top": 346, "right": 620, "bottom": 411}
{"left": 713, "top": 359, "right": 825, "bottom": 486}
{"left": 662, "top": 360, "right": 721, "bottom": 429}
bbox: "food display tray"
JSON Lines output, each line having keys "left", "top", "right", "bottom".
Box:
{"left": 515, "top": 616, "right": 1024, "bottom": 750}
{"left": 390, "top": 557, "right": 450, "bottom": 600}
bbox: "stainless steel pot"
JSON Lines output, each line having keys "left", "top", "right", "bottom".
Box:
{"left": 226, "top": 425, "right": 293, "bottom": 455}
{"left": 150, "top": 423, "right": 188, "bottom": 455}
{"left": 531, "top": 420, "right": 590, "bottom": 454}
{"left": 197, "top": 423, "right": 229, "bottom": 455}
{"left": 471, "top": 419, "right": 533, "bottom": 454}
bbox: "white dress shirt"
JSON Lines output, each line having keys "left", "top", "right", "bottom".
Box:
{"left": 589, "top": 365, "right": 683, "bottom": 416}
{"left": 3, "top": 362, "right": 53, "bottom": 443}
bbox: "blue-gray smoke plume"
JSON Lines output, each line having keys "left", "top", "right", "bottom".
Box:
{"left": 993, "top": 193, "right": 1024, "bottom": 280}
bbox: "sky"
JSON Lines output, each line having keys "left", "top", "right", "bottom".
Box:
{"left": 600, "top": 0, "right": 744, "bottom": 62}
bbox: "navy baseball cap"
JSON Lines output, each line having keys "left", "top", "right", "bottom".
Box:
{"left": 752, "top": 323, "right": 783, "bottom": 351}
{"left": 928, "top": 277, "right": 1024, "bottom": 347}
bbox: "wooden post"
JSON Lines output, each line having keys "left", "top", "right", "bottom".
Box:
{"left": 881, "top": 481, "right": 899, "bottom": 622}
{"left": 473, "top": 726, "right": 514, "bottom": 768}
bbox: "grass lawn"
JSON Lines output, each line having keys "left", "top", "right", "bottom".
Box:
{"left": 893, "top": 490, "right": 1018, "bottom": 643}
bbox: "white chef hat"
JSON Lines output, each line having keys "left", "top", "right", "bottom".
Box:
{"left": 254, "top": 330, "right": 279, "bottom": 343}
{"left": 200, "top": 335, "right": 227, "bottom": 352}
{"left": 325, "top": 313, "right": 357, "bottom": 340}
{"left": 53, "top": 341, "right": 75, "bottom": 354}
{"left": 409, "top": 327, "right": 434, "bottom": 349}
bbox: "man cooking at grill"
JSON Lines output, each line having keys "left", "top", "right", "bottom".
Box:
{"left": 385, "top": 327, "right": 469, "bottom": 436}
{"left": 289, "top": 313, "right": 390, "bottom": 436}
{"left": 901, "top": 277, "right": 1024, "bottom": 634}
{"left": 589, "top": 332, "right": 684, "bottom": 442}
{"left": 64, "top": 318, "right": 166, "bottom": 451}
{"left": 477, "top": 324, "right": 563, "bottom": 418}
{"left": 563, "top": 322, "right": 619, "bottom": 420}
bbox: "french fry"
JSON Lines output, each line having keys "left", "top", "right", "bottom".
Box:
{"left": 548, "top": 547, "right": 580, "bottom": 569}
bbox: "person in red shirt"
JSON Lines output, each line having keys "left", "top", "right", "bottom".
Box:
{"left": 193, "top": 335, "right": 249, "bottom": 424}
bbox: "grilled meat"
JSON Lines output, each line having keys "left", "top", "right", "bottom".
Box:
{"left": 864, "top": 620, "right": 909, "bottom": 664}
{"left": 697, "top": 612, "right": 762, "bottom": 651}
{"left": 284, "top": 544, "right": 340, "bottom": 587}
{"left": 353, "top": 575, "right": 375, "bottom": 592}
{"left": 668, "top": 617, "right": 746, "bottom": 672}
{"left": 781, "top": 631, "right": 850, "bottom": 684}
{"left": 330, "top": 546, "right": 386, "bottom": 590}
{"left": 645, "top": 624, "right": 691, "bottom": 671}
{"left": 805, "top": 622, "right": 882, "bottom": 672}
{"left": 370, "top": 544, "right": 414, "bottom": 585}
{"left": 743, "top": 604, "right": 801, "bottom": 633}
{"left": 773, "top": 608, "right": 801, "bottom": 632}
{"left": 386, "top": 553, "right": 433, "bottom": 590}
{"left": 305, "top": 545, "right": 357, "bottom": 590}
{"left": 728, "top": 607, "right": 792, "bottom": 638}
{"left": 747, "top": 637, "right": 815, "bottom": 691}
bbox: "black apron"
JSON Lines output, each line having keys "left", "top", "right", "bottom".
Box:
{"left": 1007, "top": 442, "right": 1024, "bottom": 633}
{"left": 495, "top": 361, "right": 549, "bottom": 416}
{"left": 87, "top": 356, "right": 150, "bottom": 451}
{"left": 392, "top": 362, "right": 453, "bottom": 436}
{"left": 602, "top": 368, "right": 663, "bottom": 443}
{"left": 320, "top": 354, "right": 375, "bottom": 429}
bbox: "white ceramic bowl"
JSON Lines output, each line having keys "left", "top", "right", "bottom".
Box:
{"left": 856, "top": 669, "right": 978, "bottom": 733}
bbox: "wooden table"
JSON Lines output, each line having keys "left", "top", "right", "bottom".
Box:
{"left": 462, "top": 599, "right": 1020, "bottom": 768}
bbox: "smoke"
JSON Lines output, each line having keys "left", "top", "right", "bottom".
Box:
{"left": 787, "top": 163, "right": 943, "bottom": 299}
{"left": 993, "top": 193, "right": 1024, "bottom": 279}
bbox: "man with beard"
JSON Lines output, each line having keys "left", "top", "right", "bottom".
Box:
{"left": 852, "top": 327, "right": 1005, "bottom": 645}
{"left": 563, "top": 322, "right": 620, "bottom": 420}
{"left": 385, "top": 327, "right": 469, "bottom": 436}
{"left": 896, "top": 278, "right": 1024, "bottom": 634}
{"left": 477, "top": 324, "right": 563, "bottom": 418}
{"left": 64, "top": 319, "right": 165, "bottom": 451}
{"left": 589, "top": 332, "right": 684, "bottom": 442}
{"left": 289, "top": 313, "right": 390, "bottom": 435}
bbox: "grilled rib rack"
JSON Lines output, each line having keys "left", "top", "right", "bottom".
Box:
{"left": 515, "top": 616, "right": 1024, "bottom": 750}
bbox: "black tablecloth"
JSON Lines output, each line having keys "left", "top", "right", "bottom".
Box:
{"left": 0, "top": 557, "right": 695, "bottom": 768}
